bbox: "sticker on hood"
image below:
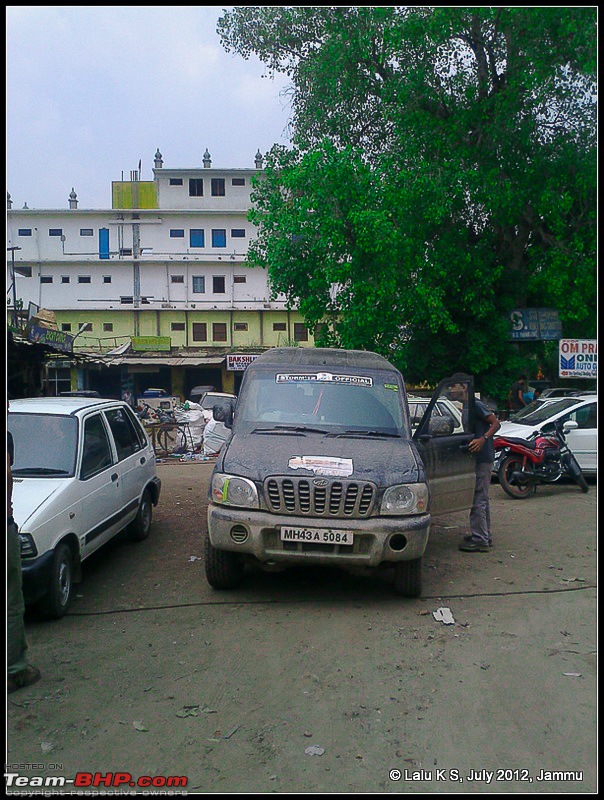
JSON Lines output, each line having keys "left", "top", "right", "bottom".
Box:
{"left": 288, "top": 455, "right": 354, "bottom": 477}
{"left": 276, "top": 372, "right": 372, "bottom": 387}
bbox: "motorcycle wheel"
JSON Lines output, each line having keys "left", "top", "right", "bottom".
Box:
{"left": 564, "top": 453, "right": 589, "bottom": 493}
{"left": 498, "top": 455, "right": 534, "bottom": 499}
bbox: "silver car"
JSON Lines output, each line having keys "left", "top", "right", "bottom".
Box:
{"left": 8, "top": 397, "right": 161, "bottom": 619}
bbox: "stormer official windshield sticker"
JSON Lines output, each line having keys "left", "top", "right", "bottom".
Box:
{"left": 276, "top": 372, "right": 373, "bottom": 387}
{"left": 288, "top": 455, "right": 354, "bottom": 477}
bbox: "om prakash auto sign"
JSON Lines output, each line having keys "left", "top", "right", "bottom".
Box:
{"left": 559, "top": 339, "right": 597, "bottom": 379}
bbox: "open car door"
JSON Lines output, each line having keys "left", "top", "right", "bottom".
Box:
{"left": 412, "top": 375, "right": 477, "bottom": 516}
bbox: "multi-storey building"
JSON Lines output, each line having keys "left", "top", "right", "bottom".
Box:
{"left": 7, "top": 149, "right": 315, "bottom": 399}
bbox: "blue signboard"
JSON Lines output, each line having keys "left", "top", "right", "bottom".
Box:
{"left": 508, "top": 308, "right": 562, "bottom": 341}
{"left": 27, "top": 323, "right": 74, "bottom": 352}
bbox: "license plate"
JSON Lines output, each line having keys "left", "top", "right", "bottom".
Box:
{"left": 280, "top": 526, "right": 354, "bottom": 546}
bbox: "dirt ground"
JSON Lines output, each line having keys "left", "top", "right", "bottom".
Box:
{"left": 6, "top": 459, "right": 597, "bottom": 794}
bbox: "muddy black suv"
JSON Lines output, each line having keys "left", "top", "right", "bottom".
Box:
{"left": 205, "top": 347, "right": 478, "bottom": 597}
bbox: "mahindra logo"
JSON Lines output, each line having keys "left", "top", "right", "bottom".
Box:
{"left": 313, "top": 478, "right": 328, "bottom": 487}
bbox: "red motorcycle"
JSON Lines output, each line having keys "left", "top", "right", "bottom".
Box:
{"left": 494, "top": 420, "right": 589, "bottom": 499}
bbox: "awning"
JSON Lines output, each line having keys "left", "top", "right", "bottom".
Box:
{"left": 100, "top": 356, "right": 226, "bottom": 367}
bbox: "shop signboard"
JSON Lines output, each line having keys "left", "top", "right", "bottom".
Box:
{"left": 227, "top": 354, "right": 260, "bottom": 371}
{"left": 559, "top": 339, "right": 597, "bottom": 379}
{"left": 27, "top": 323, "right": 73, "bottom": 353}
{"left": 132, "top": 336, "right": 171, "bottom": 351}
{"left": 508, "top": 308, "right": 563, "bottom": 340}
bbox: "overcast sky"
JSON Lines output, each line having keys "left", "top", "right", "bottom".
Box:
{"left": 6, "top": 6, "right": 293, "bottom": 210}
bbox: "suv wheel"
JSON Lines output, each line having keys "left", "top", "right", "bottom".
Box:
{"left": 393, "top": 557, "right": 422, "bottom": 598}
{"left": 204, "top": 533, "right": 244, "bottom": 589}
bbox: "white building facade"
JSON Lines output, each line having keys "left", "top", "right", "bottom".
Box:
{"left": 7, "top": 150, "right": 315, "bottom": 398}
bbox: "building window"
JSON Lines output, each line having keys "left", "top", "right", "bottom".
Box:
{"left": 192, "top": 322, "right": 207, "bottom": 342}
{"left": 211, "top": 229, "right": 226, "bottom": 248}
{"left": 189, "top": 178, "right": 203, "bottom": 196}
{"left": 78, "top": 275, "right": 91, "bottom": 283}
{"left": 49, "top": 228, "right": 63, "bottom": 237}
{"left": 234, "top": 322, "right": 248, "bottom": 332}
{"left": 212, "top": 322, "right": 227, "bottom": 342}
{"left": 294, "top": 323, "right": 309, "bottom": 342}
{"left": 119, "top": 248, "right": 132, "bottom": 256}
{"left": 190, "top": 229, "right": 204, "bottom": 248}
{"left": 170, "top": 229, "right": 185, "bottom": 238}
{"left": 171, "top": 275, "right": 185, "bottom": 283}
{"left": 232, "top": 177, "right": 245, "bottom": 186}
{"left": 169, "top": 178, "right": 183, "bottom": 186}
{"left": 61, "top": 323, "right": 72, "bottom": 332}
{"left": 18, "top": 229, "right": 32, "bottom": 236}
{"left": 233, "top": 275, "right": 247, "bottom": 284}
{"left": 213, "top": 276, "right": 225, "bottom": 293}
{"left": 211, "top": 178, "right": 225, "bottom": 196}
{"left": 192, "top": 276, "right": 205, "bottom": 293}
{"left": 273, "top": 322, "right": 287, "bottom": 332}
{"left": 120, "top": 296, "right": 133, "bottom": 304}
{"left": 103, "top": 323, "right": 114, "bottom": 332}
{"left": 103, "top": 276, "right": 112, "bottom": 283}
{"left": 78, "top": 322, "right": 93, "bottom": 332}
{"left": 171, "top": 322, "right": 185, "bottom": 332}
{"left": 46, "top": 367, "right": 71, "bottom": 396}
{"left": 61, "top": 276, "right": 70, "bottom": 284}
{"left": 40, "top": 276, "right": 53, "bottom": 284}
{"left": 80, "top": 228, "right": 94, "bottom": 236}
{"left": 231, "top": 229, "right": 246, "bottom": 238}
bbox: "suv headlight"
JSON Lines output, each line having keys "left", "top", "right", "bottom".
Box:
{"left": 381, "top": 483, "right": 429, "bottom": 515}
{"left": 211, "top": 474, "right": 259, "bottom": 508}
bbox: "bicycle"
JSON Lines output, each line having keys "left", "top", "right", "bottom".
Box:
{"left": 136, "top": 403, "right": 181, "bottom": 456}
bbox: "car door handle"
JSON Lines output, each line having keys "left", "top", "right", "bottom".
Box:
{"left": 111, "top": 472, "right": 119, "bottom": 482}
{"left": 139, "top": 456, "right": 146, "bottom": 465}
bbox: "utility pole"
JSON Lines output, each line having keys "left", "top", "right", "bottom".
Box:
{"left": 7, "top": 246, "right": 22, "bottom": 328}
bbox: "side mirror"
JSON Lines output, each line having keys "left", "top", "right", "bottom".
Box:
{"left": 562, "top": 419, "right": 579, "bottom": 432}
{"left": 213, "top": 402, "right": 234, "bottom": 429}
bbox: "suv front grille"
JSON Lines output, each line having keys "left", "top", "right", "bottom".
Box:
{"left": 265, "top": 477, "right": 375, "bottom": 518}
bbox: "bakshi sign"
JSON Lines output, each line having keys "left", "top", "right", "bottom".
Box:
{"left": 559, "top": 339, "right": 597, "bottom": 379}
{"left": 227, "top": 354, "right": 259, "bottom": 371}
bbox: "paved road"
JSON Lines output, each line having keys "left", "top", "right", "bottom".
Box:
{"left": 7, "top": 461, "right": 597, "bottom": 794}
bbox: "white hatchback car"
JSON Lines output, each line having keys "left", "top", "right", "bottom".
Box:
{"left": 496, "top": 394, "right": 597, "bottom": 476}
{"left": 8, "top": 397, "right": 162, "bottom": 619}
{"left": 199, "top": 391, "right": 237, "bottom": 423}
{"left": 408, "top": 395, "right": 464, "bottom": 433}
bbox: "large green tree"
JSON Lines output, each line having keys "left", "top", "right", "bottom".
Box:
{"left": 218, "top": 7, "right": 596, "bottom": 397}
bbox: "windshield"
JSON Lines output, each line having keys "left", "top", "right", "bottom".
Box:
{"left": 509, "top": 397, "right": 581, "bottom": 425}
{"left": 8, "top": 413, "right": 78, "bottom": 476}
{"left": 236, "top": 369, "right": 408, "bottom": 435}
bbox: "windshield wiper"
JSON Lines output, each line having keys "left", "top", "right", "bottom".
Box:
{"left": 12, "top": 467, "right": 70, "bottom": 475}
{"left": 328, "top": 430, "right": 401, "bottom": 439}
{"left": 251, "top": 425, "right": 328, "bottom": 435}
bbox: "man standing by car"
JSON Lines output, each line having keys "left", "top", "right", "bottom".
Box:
{"left": 449, "top": 376, "right": 501, "bottom": 553}
{"left": 7, "top": 421, "right": 41, "bottom": 693}
{"left": 509, "top": 375, "right": 528, "bottom": 411}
